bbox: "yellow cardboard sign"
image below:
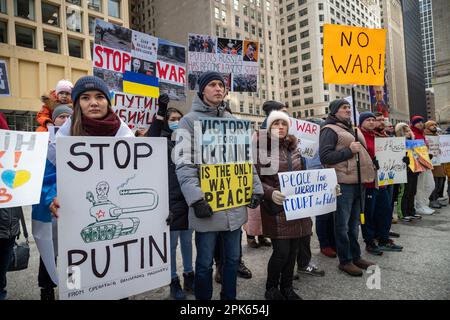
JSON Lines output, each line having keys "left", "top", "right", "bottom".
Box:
{"left": 200, "top": 163, "right": 253, "bottom": 212}
{"left": 323, "top": 24, "right": 386, "bottom": 85}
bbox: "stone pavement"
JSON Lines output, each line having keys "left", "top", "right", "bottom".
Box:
{"left": 6, "top": 203, "right": 450, "bottom": 300}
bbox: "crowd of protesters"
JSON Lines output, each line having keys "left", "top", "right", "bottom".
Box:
{"left": 1, "top": 72, "right": 449, "bottom": 301}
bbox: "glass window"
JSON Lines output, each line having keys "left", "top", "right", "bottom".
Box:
{"left": 0, "top": 21, "right": 7, "bottom": 43}
{"left": 299, "top": 19, "right": 308, "bottom": 27}
{"left": 234, "top": 0, "right": 239, "bottom": 11}
{"left": 15, "top": 24, "right": 35, "bottom": 48}
{"left": 68, "top": 37, "right": 83, "bottom": 58}
{"left": 42, "top": 2, "right": 59, "bottom": 27}
{"left": 0, "top": 0, "right": 7, "bottom": 14}
{"left": 14, "top": 0, "right": 35, "bottom": 20}
{"left": 215, "top": 7, "right": 219, "bottom": 19}
{"left": 287, "top": 24, "right": 296, "bottom": 32}
{"left": 87, "top": 0, "right": 102, "bottom": 12}
{"left": 299, "top": 8, "right": 307, "bottom": 16}
{"left": 66, "top": 0, "right": 81, "bottom": 5}
{"left": 66, "top": 7, "right": 82, "bottom": 32}
{"left": 235, "top": 15, "right": 240, "bottom": 27}
{"left": 43, "top": 32, "right": 60, "bottom": 53}
{"left": 289, "top": 45, "right": 297, "bottom": 54}
{"left": 88, "top": 16, "right": 96, "bottom": 36}
{"left": 108, "top": 0, "right": 120, "bottom": 18}
{"left": 221, "top": 10, "right": 226, "bottom": 22}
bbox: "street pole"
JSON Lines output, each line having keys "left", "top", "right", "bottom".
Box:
{"left": 352, "top": 85, "right": 365, "bottom": 225}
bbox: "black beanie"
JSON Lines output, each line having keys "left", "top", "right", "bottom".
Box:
{"left": 329, "top": 99, "right": 350, "bottom": 115}
{"left": 262, "top": 100, "right": 285, "bottom": 116}
{"left": 197, "top": 71, "right": 225, "bottom": 95}
{"left": 71, "top": 76, "right": 111, "bottom": 106}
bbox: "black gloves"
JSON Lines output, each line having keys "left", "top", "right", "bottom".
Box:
{"left": 192, "top": 199, "right": 213, "bottom": 219}
{"left": 372, "top": 157, "right": 380, "bottom": 170}
{"left": 166, "top": 211, "right": 174, "bottom": 226}
{"left": 429, "top": 154, "right": 433, "bottom": 160}
{"left": 247, "top": 194, "right": 263, "bottom": 209}
{"left": 402, "top": 154, "right": 410, "bottom": 165}
{"left": 157, "top": 93, "right": 170, "bottom": 117}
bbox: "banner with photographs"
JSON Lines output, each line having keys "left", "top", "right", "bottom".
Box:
{"left": 187, "top": 33, "right": 259, "bottom": 92}
{"left": 93, "top": 19, "right": 186, "bottom": 130}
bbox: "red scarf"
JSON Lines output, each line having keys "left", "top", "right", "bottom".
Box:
{"left": 410, "top": 125, "right": 426, "bottom": 141}
{"left": 81, "top": 108, "right": 121, "bottom": 136}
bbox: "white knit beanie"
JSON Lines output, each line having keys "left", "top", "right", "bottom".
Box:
{"left": 267, "top": 110, "right": 290, "bottom": 130}
{"left": 55, "top": 79, "right": 73, "bottom": 95}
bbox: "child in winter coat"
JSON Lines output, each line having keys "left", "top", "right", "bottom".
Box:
{"left": 36, "top": 80, "right": 73, "bottom": 132}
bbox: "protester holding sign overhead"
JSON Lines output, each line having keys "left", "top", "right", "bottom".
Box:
{"left": 175, "top": 71, "right": 263, "bottom": 300}
{"left": 319, "top": 99, "right": 375, "bottom": 276}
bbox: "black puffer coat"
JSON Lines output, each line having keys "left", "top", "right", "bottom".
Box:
{"left": 0, "top": 207, "right": 22, "bottom": 239}
{"left": 148, "top": 119, "right": 189, "bottom": 231}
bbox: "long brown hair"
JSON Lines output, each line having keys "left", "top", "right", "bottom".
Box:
{"left": 70, "top": 98, "right": 112, "bottom": 136}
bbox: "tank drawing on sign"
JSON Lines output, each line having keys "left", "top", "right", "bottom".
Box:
{"left": 81, "top": 181, "right": 158, "bottom": 243}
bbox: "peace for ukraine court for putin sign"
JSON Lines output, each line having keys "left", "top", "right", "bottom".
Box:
{"left": 198, "top": 118, "right": 253, "bottom": 212}
{"left": 57, "top": 137, "right": 170, "bottom": 300}
{"left": 93, "top": 19, "right": 186, "bottom": 130}
{"left": 324, "top": 24, "right": 386, "bottom": 86}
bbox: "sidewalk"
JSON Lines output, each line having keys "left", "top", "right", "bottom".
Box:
{"left": 6, "top": 204, "right": 450, "bottom": 300}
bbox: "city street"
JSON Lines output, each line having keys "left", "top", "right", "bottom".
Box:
{"left": 6, "top": 204, "right": 450, "bottom": 300}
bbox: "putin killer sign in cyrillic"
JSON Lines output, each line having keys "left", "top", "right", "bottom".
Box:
{"left": 323, "top": 24, "right": 386, "bottom": 86}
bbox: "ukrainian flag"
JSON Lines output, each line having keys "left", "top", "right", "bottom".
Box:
{"left": 123, "top": 71, "right": 159, "bottom": 98}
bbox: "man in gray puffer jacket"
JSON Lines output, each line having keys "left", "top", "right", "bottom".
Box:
{"left": 0, "top": 207, "right": 22, "bottom": 300}
{"left": 175, "top": 71, "right": 263, "bottom": 300}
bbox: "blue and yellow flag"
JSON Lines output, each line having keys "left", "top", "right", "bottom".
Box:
{"left": 123, "top": 71, "right": 159, "bottom": 98}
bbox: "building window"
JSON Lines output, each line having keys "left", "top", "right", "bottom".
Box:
{"left": 223, "top": 27, "right": 227, "bottom": 37}
{"left": 243, "top": 4, "right": 248, "bottom": 15}
{"left": 304, "top": 86, "right": 312, "bottom": 94}
{"left": 0, "top": 21, "right": 7, "bottom": 43}
{"left": 258, "top": 28, "right": 262, "bottom": 37}
{"left": 66, "top": 7, "right": 82, "bottom": 32}
{"left": 88, "top": 15, "right": 96, "bottom": 36}
{"left": 235, "top": 15, "right": 240, "bottom": 27}
{"left": 41, "top": 2, "right": 59, "bottom": 26}
{"left": 43, "top": 32, "right": 60, "bottom": 53}
{"left": 236, "top": 32, "right": 241, "bottom": 39}
{"left": 221, "top": 10, "right": 226, "bottom": 22}
{"left": 88, "top": 0, "right": 102, "bottom": 12}
{"left": 304, "top": 98, "right": 313, "bottom": 105}
{"left": 299, "top": 8, "right": 307, "bottom": 17}
{"left": 299, "top": 19, "right": 308, "bottom": 28}
{"left": 301, "top": 52, "right": 310, "bottom": 60}
{"left": 216, "top": 25, "right": 220, "bottom": 36}
{"left": 240, "top": 101, "right": 244, "bottom": 113}
{"left": 301, "top": 41, "right": 310, "bottom": 50}
{"left": 325, "top": 107, "right": 329, "bottom": 113}
{"left": 108, "top": 0, "right": 121, "bottom": 18}
{"left": 68, "top": 37, "right": 83, "bottom": 58}
{"left": 303, "top": 74, "right": 312, "bottom": 82}
{"left": 244, "top": 22, "right": 249, "bottom": 32}
{"left": 15, "top": 24, "right": 35, "bottom": 48}
{"left": 302, "top": 63, "right": 311, "bottom": 72}
{"left": 324, "top": 95, "right": 329, "bottom": 102}
{"left": 0, "top": 0, "right": 6, "bottom": 13}
{"left": 291, "top": 78, "right": 299, "bottom": 86}
{"left": 305, "top": 110, "right": 309, "bottom": 117}
{"left": 287, "top": 24, "right": 296, "bottom": 32}
{"left": 289, "top": 56, "right": 298, "bottom": 64}
{"left": 215, "top": 7, "right": 220, "bottom": 19}
{"left": 289, "top": 45, "right": 297, "bottom": 54}
{"left": 293, "top": 100, "right": 301, "bottom": 107}
{"left": 286, "top": 3, "right": 294, "bottom": 11}
{"left": 66, "top": 0, "right": 81, "bottom": 5}
{"left": 290, "top": 67, "right": 299, "bottom": 75}
{"left": 251, "top": 25, "right": 256, "bottom": 35}
{"left": 310, "top": 109, "right": 314, "bottom": 116}
{"left": 249, "top": 103, "right": 253, "bottom": 114}
{"left": 319, "top": 14, "right": 324, "bottom": 22}
{"left": 268, "top": 31, "right": 272, "bottom": 40}
{"left": 234, "top": 0, "right": 239, "bottom": 11}
{"left": 292, "top": 89, "right": 300, "bottom": 96}
{"left": 319, "top": 3, "right": 323, "bottom": 10}
{"left": 300, "top": 30, "right": 309, "bottom": 38}
{"left": 14, "top": 0, "right": 35, "bottom": 20}
{"left": 288, "top": 35, "right": 297, "bottom": 43}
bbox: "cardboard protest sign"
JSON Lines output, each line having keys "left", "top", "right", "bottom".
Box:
{"left": 94, "top": 19, "right": 186, "bottom": 130}
{"left": 0, "top": 130, "right": 49, "bottom": 208}
{"left": 405, "top": 139, "right": 433, "bottom": 173}
{"left": 426, "top": 135, "right": 441, "bottom": 166}
{"left": 188, "top": 34, "right": 259, "bottom": 92}
{"left": 324, "top": 24, "right": 386, "bottom": 85}
{"left": 0, "top": 60, "right": 10, "bottom": 96}
{"left": 278, "top": 169, "right": 337, "bottom": 221}
{"left": 374, "top": 137, "right": 407, "bottom": 186}
{"left": 198, "top": 118, "right": 253, "bottom": 211}
{"left": 288, "top": 118, "right": 320, "bottom": 159}
{"left": 200, "top": 163, "right": 252, "bottom": 212}
{"left": 56, "top": 137, "right": 170, "bottom": 300}
{"left": 439, "top": 135, "right": 450, "bottom": 164}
